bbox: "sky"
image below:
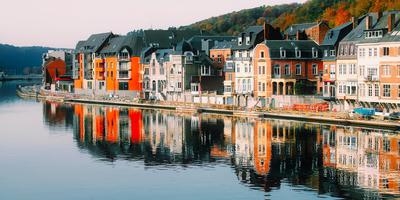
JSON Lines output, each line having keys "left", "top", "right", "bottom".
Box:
{"left": 0, "top": 0, "right": 306, "bottom": 48}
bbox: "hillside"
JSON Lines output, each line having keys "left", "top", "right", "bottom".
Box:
{"left": 183, "top": 0, "right": 400, "bottom": 35}
{"left": 0, "top": 44, "right": 55, "bottom": 74}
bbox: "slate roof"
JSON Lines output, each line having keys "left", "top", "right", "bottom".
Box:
{"left": 211, "top": 40, "right": 236, "bottom": 49}
{"left": 100, "top": 35, "right": 144, "bottom": 56}
{"left": 232, "top": 26, "right": 264, "bottom": 50}
{"left": 357, "top": 11, "right": 400, "bottom": 44}
{"left": 188, "top": 36, "right": 236, "bottom": 51}
{"left": 82, "top": 32, "right": 113, "bottom": 53}
{"left": 141, "top": 29, "right": 204, "bottom": 49}
{"left": 264, "top": 40, "right": 321, "bottom": 59}
{"left": 155, "top": 49, "right": 173, "bottom": 62}
{"left": 74, "top": 40, "right": 86, "bottom": 53}
{"left": 284, "top": 22, "right": 318, "bottom": 36}
{"left": 322, "top": 22, "right": 353, "bottom": 46}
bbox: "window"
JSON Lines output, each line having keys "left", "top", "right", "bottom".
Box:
{"left": 324, "top": 50, "right": 328, "bottom": 57}
{"left": 201, "top": 65, "right": 211, "bottom": 75}
{"left": 383, "top": 84, "right": 391, "bottom": 97}
{"left": 359, "top": 84, "right": 365, "bottom": 97}
{"left": 238, "top": 37, "right": 242, "bottom": 45}
{"left": 295, "top": 48, "right": 301, "bottom": 58}
{"left": 312, "top": 64, "right": 318, "bottom": 75}
{"left": 262, "top": 83, "right": 266, "bottom": 92}
{"left": 360, "top": 48, "right": 365, "bottom": 57}
{"left": 284, "top": 64, "right": 291, "bottom": 75}
{"left": 236, "top": 65, "right": 240, "bottom": 73}
{"left": 359, "top": 65, "right": 365, "bottom": 76}
{"left": 228, "top": 74, "right": 232, "bottom": 81}
{"left": 177, "top": 82, "right": 182, "bottom": 89}
{"left": 119, "top": 82, "right": 128, "bottom": 90}
{"left": 258, "top": 82, "right": 262, "bottom": 91}
{"left": 280, "top": 47, "right": 286, "bottom": 58}
{"left": 398, "top": 85, "right": 400, "bottom": 97}
{"left": 312, "top": 47, "right": 318, "bottom": 58}
{"left": 191, "top": 84, "right": 199, "bottom": 92}
{"left": 368, "top": 84, "right": 373, "bottom": 96}
{"left": 369, "top": 48, "right": 372, "bottom": 56}
{"left": 349, "top": 64, "right": 356, "bottom": 75}
{"left": 274, "top": 64, "right": 280, "bottom": 76}
{"left": 260, "top": 51, "right": 265, "bottom": 58}
{"left": 330, "top": 50, "right": 336, "bottom": 56}
{"left": 375, "top": 84, "right": 380, "bottom": 97}
{"left": 383, "top": 47, "right": 390, "bottom": 56}
{"left": 383, "top": 138, "right": 391, "bottom": 152}
{"left": 225, "top": 86, "right": 232, "bottom": 93}
{"left": 296, "top": 64, "right": 301, "bottom": 75}
{"left": 217, "top": 55, "right": 222, "bottom": 63}
{"left": 398, "top": 65, "right": 400, "bottom": 76}
{"left": 383, "top": 65, "right": 391, "bottom": 76}
{"left": 374, "top": 48, "right": 377, "bottom": 56}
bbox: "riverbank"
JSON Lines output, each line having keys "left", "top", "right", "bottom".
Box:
{"left": 16, "top": 86, "right": 400, "bottom": 131}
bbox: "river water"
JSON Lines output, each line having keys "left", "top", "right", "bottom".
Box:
{"left": 1, "top": 81, "right": 399, "bottom": 200}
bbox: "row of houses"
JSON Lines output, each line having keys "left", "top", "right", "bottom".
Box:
{"left": 44, "top": 11, "right": 400, "bottom": 111}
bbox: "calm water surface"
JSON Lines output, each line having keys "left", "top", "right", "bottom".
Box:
{"left": 1, "top": 81, "right": 400, "bottom": 200}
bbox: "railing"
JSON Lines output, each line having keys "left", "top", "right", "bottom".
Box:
{"left": 226, "top": 57, "right": 252, "bottom": 62}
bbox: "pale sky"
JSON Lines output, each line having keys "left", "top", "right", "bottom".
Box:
{"left": 0, "top": 0, "right": 306, "bottom": 48}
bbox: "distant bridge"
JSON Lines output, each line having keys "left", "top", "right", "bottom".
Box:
{"left": 0, "top": 74, "right": 42, "bottom": 81}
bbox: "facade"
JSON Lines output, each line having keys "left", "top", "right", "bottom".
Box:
{"left": 253, "top": 40, "right": 322, "bottom": 101}
{"left": 320, "top": 21, "right": 353, "bottom": 99}
{"left": 73, "top": 33, "right": 143, "bottom": 97}
{"left": 227, "top": 24, "right": 282, "bottom": 107}
{"left": 356, "top": 11, "right": 400, "bottom": 111}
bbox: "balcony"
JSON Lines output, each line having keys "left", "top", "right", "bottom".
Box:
{"left": 118, "top": 71, "right": 131, "bottom": 79}
{"left": 364, "top": 75, "right": 379, "bottom": 82}
{"left": 226, "top": 57, "right": 252, "bottom": 62}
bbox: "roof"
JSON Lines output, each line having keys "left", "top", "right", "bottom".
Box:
{"left": 211, "top": 40, "right": 236, "bottom": 49}
{"left": 138, "top": 29, "right": 204, "bottom": 49}
{"left": 357, "top": 11, "right": 400, "bottom": 44}
{"left": 232, "top": 26, "right": 264, "bottom": 50}
{"left": 284, "top": 22, "right": 318, "bottom": 36}
{"left": 264, "top": 40, "right": 321, "bottom": 59}
{"left": 82, "top": 32, "right": 113, "bottom": 53}
{"left": 188, "top": 36, "right": 236, "bottom": 51}
{"left": 74, "top": 40, "right": 86, "bottom": 52}
{"left": 322, "top": 22, "right": 353, "bottom": 46}
{"left": 100, "top": 35, "right": 144, "bottom": 56}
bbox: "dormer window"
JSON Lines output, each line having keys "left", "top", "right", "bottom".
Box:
{"left": 364, "top": 30, "right": 383, "bottom": 39}
{"left": 246, "top": 36, "right": 250, "bottom": 45}
{"left": 280, "top": 47, "right": 286, "bottom": 58}
{"left": 238, "top": 37, "right": 242, "bottom": 45}
{"left": 330, "top": 50, "right": 336, "bottom": 56}
{"left": 312, "top": 47, "right": 318, "bottom": 58}
{"left": 295, "top": 47, "right": 301, "bottom": 58}
{"left": 324, "top": 50, "right": 328, "bottom": 57}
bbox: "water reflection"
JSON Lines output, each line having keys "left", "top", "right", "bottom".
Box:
{"left": 43, "top": 102, "right": 400, "bottom": 199}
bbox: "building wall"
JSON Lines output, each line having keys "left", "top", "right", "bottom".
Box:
{"left": 253, "top": 44, "right": 272, "bottom": 98}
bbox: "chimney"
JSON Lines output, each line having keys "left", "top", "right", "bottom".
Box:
{"left": 296, "top": 30, "right": 301, "bottom": 40}
{"left": 366, "top": 15, "right": 372, "bottom": 30}
{"left": 378, "top": 11, "right": 383, "bottom": 20}
{"left": 263, "top": 22, "right": 270, "bottom": 40}
{"left": 351, "top": 17, "right": 358, "bottom": 29}
{"left": 388, "top": 13, "right": 395, "bottom": 32}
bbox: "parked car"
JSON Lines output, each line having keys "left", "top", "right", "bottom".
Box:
{"left": 384, "top": 112, "right": 400, "bottom": 120}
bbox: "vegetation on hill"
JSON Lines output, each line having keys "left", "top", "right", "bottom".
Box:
{"left": 184, "top": 0, "right": 400, "bottom": 35}
{"left": 0, "top": 44, "right": 55, "bottom": 74}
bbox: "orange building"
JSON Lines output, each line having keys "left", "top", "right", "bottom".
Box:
{"left": 210, "top": 41, "right": 235, "bottom": 104}
{"left": 253, "top": 40, "right": 322, "bottom": 102}
{"left": 72, "top": 33, "right": 143, "bottom": 97}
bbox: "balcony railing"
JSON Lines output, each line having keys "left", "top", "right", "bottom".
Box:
{"left": 226, "top": 57, "right": 252, "bottom": 62}
{"left": 364, "top": 75, "right": 379, "bottom": 81}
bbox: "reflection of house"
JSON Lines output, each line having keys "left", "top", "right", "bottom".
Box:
{"left": 322, "top": 125, "right": 400, "bottom": 197}
{"left": 72, "top": 104, "right": 143, "bottom": 144}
